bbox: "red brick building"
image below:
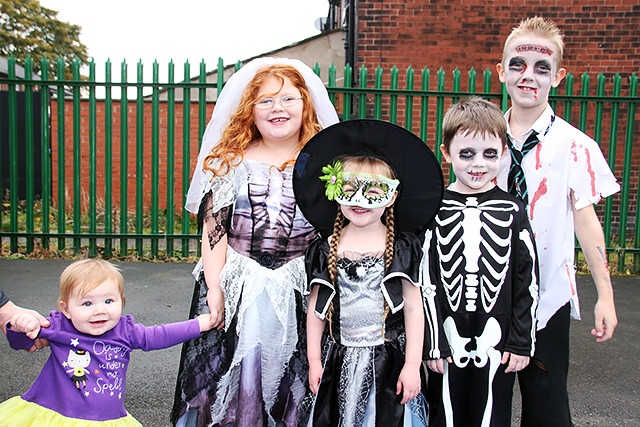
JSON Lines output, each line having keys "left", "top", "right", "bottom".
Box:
{"left": 320, "top": 0, "right": 638, "bottom": 237}
{"left": 330, "top": 0, "right": 639, "bottom": 78}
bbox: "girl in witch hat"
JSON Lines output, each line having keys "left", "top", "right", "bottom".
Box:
{"left": 293, "top": 119, "right": 444, "bottom": 426}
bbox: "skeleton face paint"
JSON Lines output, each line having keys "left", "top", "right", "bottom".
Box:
{"left": 497, "top": 36, "right": 565, "bottom": 112}
{"left": 336, "top": 172, "right": 399, "bottom": 209}
{"left": 442, "top": 130, "right": 504, "bottom": 194}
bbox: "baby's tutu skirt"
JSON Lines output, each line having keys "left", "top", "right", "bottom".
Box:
{"left": 0, "top": 396, "right": 142, "bottom": 427}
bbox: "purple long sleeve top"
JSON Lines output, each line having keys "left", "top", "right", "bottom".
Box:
{"left": 5, "top": 311, "right": 200, "bottom": 421}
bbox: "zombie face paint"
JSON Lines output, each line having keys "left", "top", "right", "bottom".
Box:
{"left": 442, "top": 130, "right": 504, "bottom": 194}
{"left": 515, "top": 44, "right": 554, "bottom": 56}
{"left": 507, "top": 57, "right": 553, "bottom": 78}
{"left": 497, "top": 36, "right": 566, "bottom": 112}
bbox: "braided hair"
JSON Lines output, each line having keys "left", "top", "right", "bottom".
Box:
{"left": 324, "top": 156, "right": 398, "bottom": 338}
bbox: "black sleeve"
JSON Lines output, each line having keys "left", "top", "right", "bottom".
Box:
{"left": 0, "top": 289, "right": 9, "bottom": 308}
{"left": 504, "top": 202, "right": 539, "bottom": 356}
{"left": 304, "top": 238, "right": 331, "bottom": 288}
{"left": 304, "top": 238, "right": 335, "bottom": 319}
{"left": 389, "top": 232, "right": 423, "bottom": 283}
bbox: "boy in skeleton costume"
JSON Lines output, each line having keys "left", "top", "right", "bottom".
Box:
{"left": 423, "top": 97, "right": 539, "bottom": 427}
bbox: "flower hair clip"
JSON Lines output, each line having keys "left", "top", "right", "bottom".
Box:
{"left": 319, "top": 160, "right": 344, "bottom": 201}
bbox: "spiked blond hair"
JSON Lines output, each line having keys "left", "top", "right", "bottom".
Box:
{"left": 502, "top": 16, "right": 565, "bottom": 69}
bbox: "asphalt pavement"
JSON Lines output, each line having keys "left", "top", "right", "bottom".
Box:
{"left": 0, "top": 259, "right": 638, "bottom": 426}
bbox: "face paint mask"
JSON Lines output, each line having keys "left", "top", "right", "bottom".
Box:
{"left": 335, "top": 172, "right": 399, "bottom": 209}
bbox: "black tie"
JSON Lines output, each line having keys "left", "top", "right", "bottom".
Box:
{"left": 507, "top": 131, "right": 540, "bottom": 202}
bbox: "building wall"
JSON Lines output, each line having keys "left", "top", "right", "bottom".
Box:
{"left": 352, "top": 0, "right": 638, "bottom": 232}
{"left": 354, "top": 0, "right": 639, "bottom": 78}
{"left": 159, "top": 31, "right": 347, "bottom": 102}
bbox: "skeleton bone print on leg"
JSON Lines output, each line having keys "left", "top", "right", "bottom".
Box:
{"left": 444, "top": 317, "right": 502, "bottom": 427}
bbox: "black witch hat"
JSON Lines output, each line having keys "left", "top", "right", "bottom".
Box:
{"left": 293, "top": 119, "right": 444, "bottom": 237}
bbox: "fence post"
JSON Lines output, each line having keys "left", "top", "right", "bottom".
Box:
{"left": 452, "top": 67, "right": 460, "bottom": 104}
{"left": 135, "top": 60, "right": 144, "bottom": 255}
{"left": 40, "top": 57, "right": 51, "bottom": 250}
{"left": 405, "top": 66, "right": 415, "bottom": 131}
{"left": 628, "top": 73, "right": 639, "bottom": 271}
{"left": 374, "top": 66, "right": 383, "bottom": 119}
{"left": 358, "top": 64, "right": 368, "bottom": 119}
{"left": 181, "top": 60, "right": 192, "bottom": 258}
{"left": 7, "top": 56, "right": 18, "bottom": 252}
{"left": 483, "top": 68, "right": 492, "bottom": 94}
{"left": 419, "top": 66, "right": 430, "bottom": 142}
{"left": 343, "top": 64, "right": 352, "bottom": 121}
{"left": 151, "top": 61, "right": 160, "bottom": 257}
{"left": 166, "top": 60, "right": 176, "bottom": 258}
{"left": 56, "top": 57, "right": 66, "bottom": 251}
{"left": 579, "top": 72, "right": 590, "bottom": 132}
{"left": 327, "top": 63, "right": 337, "bottom": 106}
{"left": 88, "top": 59, "right": 98, "bottom": 257}
{"left": 434, "top": 68, "right": 446, "bottom": 163}
{"left": 468, "top": 67, "right": 476, "bottom": 94}
{"left": 24, "top": 57, "right": 34, "bottom": 253}
{"left": 72, "top": 58, "right": 82, "bottom": 254}
{"left": 564, "top": 72, "right": 574, "bottom": 120}
{"left": 104, "top": 59, "right": 113, "bottom": 258}
{"left": 389, "top": 66, "right": 398, "bottom": 124}
{"left": 119, "top": 60, "right": 129, "bottom": 256}
{"left": 198, "top": 60, "right": 207, "bottom": 152}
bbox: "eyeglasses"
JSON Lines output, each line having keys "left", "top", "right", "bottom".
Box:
{"left": 254, "top": 95, "right": 303, "bottom": 110}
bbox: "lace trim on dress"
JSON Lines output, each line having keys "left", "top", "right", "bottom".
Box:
{"left": 201, "top": 192, "right": 232, "bottom": 250}
{"left": 190, "top": 161, "right": 249, "bottom": 278}
{"left": 337, "top": 250, "right": 384, "bottom": 280}
{"left": 198, "top": 159, "right": 248, "bottom": 214}
{"left": 208, "top": 246, "right": 308, "bottom": 425}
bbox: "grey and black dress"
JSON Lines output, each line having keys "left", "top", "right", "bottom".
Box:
{"left": 304, "top": 233, "right": 429, "bottom": 427}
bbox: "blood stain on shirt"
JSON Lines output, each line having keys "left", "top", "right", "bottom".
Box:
{"left": 529, "top": 178, "right": 548, "bottom": 221}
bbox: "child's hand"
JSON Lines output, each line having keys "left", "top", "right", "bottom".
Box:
{"left": 501, "top": 351, "right": 530, "bottom": 373}
{"left": 9, "top": 312, "right": 42, "bottom": 339}
{"left": 206, "top": 286, "right": 225, "bottom": 330}
{"left": 195, "top": 314, "right": 216, "bottom": 333}
{"left": 308, "top": 359, "right": 323, "bottom": 395}
{"left": 396, "top": 363, "right": 421, "bottom": 405}
{"left": 591, "top": 297, "right": 617, "bottom": 342}
{"left": 3, "top": 305, "right": 49, "bottom": 352}
{"left": 426, "top": 357, "right": 451, "bottom": 374}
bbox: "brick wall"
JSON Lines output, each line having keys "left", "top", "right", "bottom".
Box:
{"left": 355, "top": 0, "right": 639, "bottom": 78}
{"left": 50, "top": 100, "right": 214, "bottom": 213}
{"left": 354, "top": 0, "right": 638, "bottom": 235}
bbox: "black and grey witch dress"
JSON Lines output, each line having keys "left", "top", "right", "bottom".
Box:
{"left": 304, "top": 233, "right": 429, "bottom": 427}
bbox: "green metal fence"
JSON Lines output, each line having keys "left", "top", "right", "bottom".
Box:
{"left": 1, "top": 57, "right": 638, "bottom": 271}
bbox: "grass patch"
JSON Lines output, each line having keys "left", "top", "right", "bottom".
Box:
{"left": 1, "top": 199, "right": 200, "bottom": 261}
